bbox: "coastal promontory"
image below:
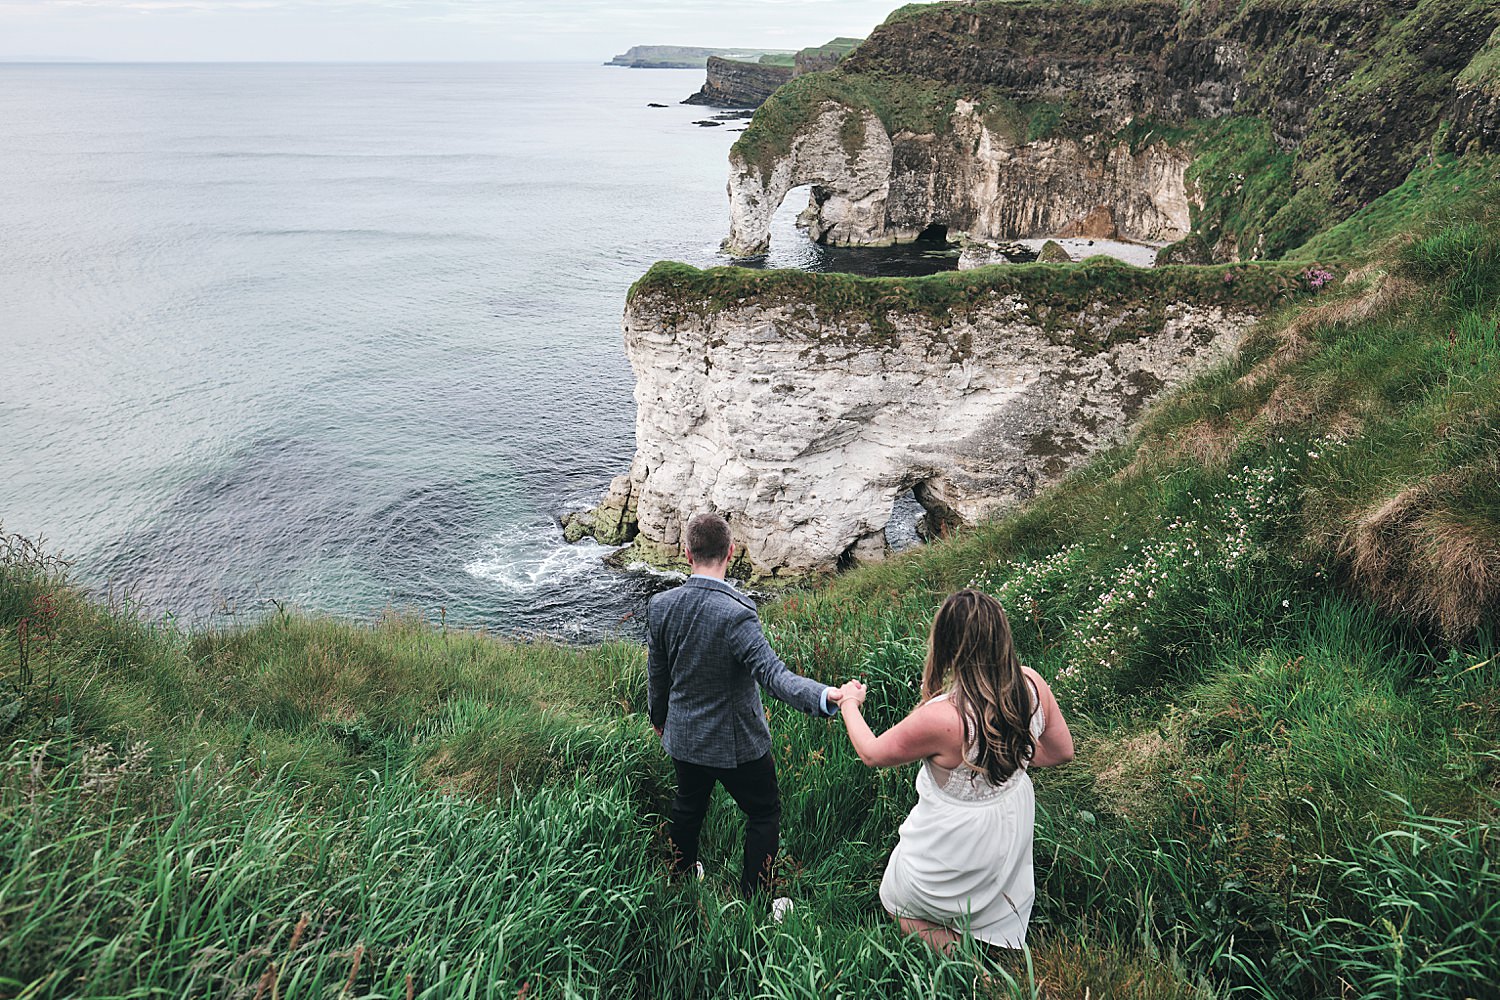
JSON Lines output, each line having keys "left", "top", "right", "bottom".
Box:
{"left": 722, "top": 0, "right": 1499, "bottom": 258}
{"left": 566, "top": 261, "right": 1310, "bottom": 577}
{"left": 572, "top": 0, "right": 1500, "bottom": 581}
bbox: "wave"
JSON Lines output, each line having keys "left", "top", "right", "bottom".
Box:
{"left": 463, "top": 523, "right": 622, "bottom": 594}
{"left": 621, "top": 560, "right": 686, "bottom": 583}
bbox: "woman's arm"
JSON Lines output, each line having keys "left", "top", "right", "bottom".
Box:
{"left": 838, "top": 682, "right": 963, "bottom": 768}
{"left": 1022, "top": 666, "right": 1075, "bottom": 767}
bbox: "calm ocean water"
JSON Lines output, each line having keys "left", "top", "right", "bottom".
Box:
{"left": 0, "top": 62, "right": 945, "bottom": 639}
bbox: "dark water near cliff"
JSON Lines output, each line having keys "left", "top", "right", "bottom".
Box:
{"left": 0, "top": 62, "right": 940, "bottom": 639}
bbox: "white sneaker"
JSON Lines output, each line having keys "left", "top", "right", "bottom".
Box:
{"left": 771, "top": 897, "right": 794, "bottom": 923}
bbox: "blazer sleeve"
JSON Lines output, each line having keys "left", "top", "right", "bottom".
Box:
{"left": 646, "top": 597, "right": 670, "bottom": 730}
{"left": 725, "top": 611, "right": 833, "bottom": 717}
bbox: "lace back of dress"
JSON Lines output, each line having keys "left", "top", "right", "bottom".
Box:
{"left": 930, "top": 682, "right": 1045, "bottom": 801}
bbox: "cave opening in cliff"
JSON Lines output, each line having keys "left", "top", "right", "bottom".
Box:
{"left": 915, "top": 223, "right": 949, "bottom": 244}
{"left": 751, "top": 186, "right": 959, "bottom": 277}
{"left": 886, "top": 488, "right": 926, "bottom": 553}
{"left": 761, "top": 184, "right": 823, "bottom": 267}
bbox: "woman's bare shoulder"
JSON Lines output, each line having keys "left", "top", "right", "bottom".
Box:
{"left": 909, "top": 695, "right": 966, "bottom": 766}
{"left": 1020, "top": 665, "right": 1052, "bottom": 692}
{"left": 911, "top": 694, "right": 964, "bottom": 727}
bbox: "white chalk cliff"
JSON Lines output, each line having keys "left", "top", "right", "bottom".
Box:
{"left": 568, "top": 268, "right": 1261, "bottom": 577}
{"left": 723, "top": 99, "right": 1192, "bottom": 259}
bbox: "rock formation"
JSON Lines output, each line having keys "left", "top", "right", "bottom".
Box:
{"left": 726, "top": 98, "right": 1192, "bottom": 257}
{"left": 1037, "top": 240, "right": 1073, "bottom": 264}
{"left": 1155, "top": 235, "right": 1213, "bottom": 267}
{"left": 567, "top": 262, "right": 1305, "bottom": 577}
{"left": 1446, "top": 25, "right": 1500, "bottom": 154}
{"left": 793, "top": 37, "right": 864, "bottom": 76}
{"left": 684, "top": 39, "right": 866, "bottom": 110}
{"left": 721, "top": 0, "right": 1500, "bottom": 260}
{"left": 684, "top": 57, "right": 794, "bottom": 108}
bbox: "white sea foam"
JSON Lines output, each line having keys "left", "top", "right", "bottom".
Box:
{"left": 623, "top": 559, "right": 687, "bottom": 582}
{"left": 464, "top": 526, "right": 623, "bottom": 593}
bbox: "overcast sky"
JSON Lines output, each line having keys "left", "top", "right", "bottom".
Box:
{"left": 1, "top": 0, "right": 925, "bottom": 62}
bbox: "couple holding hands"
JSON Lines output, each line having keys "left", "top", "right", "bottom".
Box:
{"left": 647, "top": 513, "right": 1074, "bottom": 951}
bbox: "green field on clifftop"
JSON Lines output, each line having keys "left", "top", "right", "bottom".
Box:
{"left": 4, "top": 210, "right": 1499, "bottom": 997}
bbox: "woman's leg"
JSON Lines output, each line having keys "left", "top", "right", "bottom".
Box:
{"left": 892, "top": 912, "right": 959, "bottom": 954}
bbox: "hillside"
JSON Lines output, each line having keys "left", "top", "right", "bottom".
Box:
{"left": 3, "top": 209, "right": 1498, "bottom": 996}
{"left": 5, "top": 1, "right": 1500, "bottom": 997}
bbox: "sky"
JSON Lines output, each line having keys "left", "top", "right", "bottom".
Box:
{"left": 0, "top": 0, "right": 926, "bottom": 62}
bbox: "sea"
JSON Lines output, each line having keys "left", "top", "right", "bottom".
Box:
{"left": 0, "top": 61, "right": 956, "bottom": 640}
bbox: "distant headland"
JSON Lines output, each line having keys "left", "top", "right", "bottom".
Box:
{"left": 606, "top": 45, "right": 793, "bottom": 69}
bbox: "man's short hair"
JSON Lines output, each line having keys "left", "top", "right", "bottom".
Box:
{"left": 685, "top": 512, "right": 732, "bottom": 565}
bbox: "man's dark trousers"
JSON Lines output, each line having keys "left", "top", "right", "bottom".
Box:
{"left": 647, "top": 575, "right": 832, "bottom": 902}
{"left": 670, "top": 752, "right": 780, "bottom": 899}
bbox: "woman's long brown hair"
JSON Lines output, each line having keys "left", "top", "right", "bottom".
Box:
{"left": 920, "top": 589, "right": 1034, "bottom": 783}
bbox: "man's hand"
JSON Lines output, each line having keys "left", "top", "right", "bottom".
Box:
{"left": 652, "top": 723, "right": 664, "bottom": 738}
{"left": 825, "top": 686, "right": 843, "bottom": 706}
{"left": 838, "top": 679, "right": 868, "bottom": 710}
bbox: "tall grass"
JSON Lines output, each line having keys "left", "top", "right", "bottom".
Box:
{"left": 3, "top": 221, "right": 1499, "bottom": 997}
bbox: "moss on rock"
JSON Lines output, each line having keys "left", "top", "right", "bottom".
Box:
{"left": 1156, "top": 234, "right": 1214, "bottom": 267}
{"left": 630, "top": 257, "right": 1311, "bottom": 353}
{"left": 1038, "top": 240, "right": 1074, "bottom": 263}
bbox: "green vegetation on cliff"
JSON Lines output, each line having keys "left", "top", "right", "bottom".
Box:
{"left": 733, "top": 0, "right": 1500, "bottom": 260}
{"left": 4, "top": 217, "right": 1498, "bottom": 997}
{"left": 1459, "top": 23, "right": 1500, "bottom": 87}
{"left": 730, "top": 69, "right": 955, "bottom": 177}
{"left": 632, "top": 255, "right": 1316, "bottom": 348}
{"left": 760, "top": 38, "right": 864, "bottom": 69}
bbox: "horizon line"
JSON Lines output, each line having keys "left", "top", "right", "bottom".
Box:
{"left": 0, "top": 58, "right": 652, "bottom": 65}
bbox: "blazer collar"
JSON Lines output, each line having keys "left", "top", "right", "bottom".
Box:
{"left": 685, "top": 575, "right": 758, "bottom": 611}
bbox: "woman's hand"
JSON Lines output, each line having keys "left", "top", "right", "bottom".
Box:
{"left": 838, "top": 679, "right": 868, "bottom": 710}
{"left": 840, "top": 687, "right": 960, "bottom": 768}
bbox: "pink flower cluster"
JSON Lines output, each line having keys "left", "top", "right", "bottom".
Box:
{"left": 1303, "top": 267, "right": 1335, "bottom": 291}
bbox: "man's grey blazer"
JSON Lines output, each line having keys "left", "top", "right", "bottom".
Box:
{"left": 648, "top": 576, "right": 832, "bottom": 768}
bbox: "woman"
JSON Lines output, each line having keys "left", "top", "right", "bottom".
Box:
{"left": 837, "top": 589, "right": 1074, "bottom": 953}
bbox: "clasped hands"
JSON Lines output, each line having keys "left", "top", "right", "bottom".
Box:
{"left": 824, "top": 678, "right": 868, "bottom": 712}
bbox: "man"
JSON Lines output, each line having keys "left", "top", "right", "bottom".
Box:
{"left": 647, "top": 512, "right": 842, "bottom": 912}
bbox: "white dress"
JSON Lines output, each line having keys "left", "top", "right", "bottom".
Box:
{"left": 878, "top": 686, "right": 1046, "bottom": 948}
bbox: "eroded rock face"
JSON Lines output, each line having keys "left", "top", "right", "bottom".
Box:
{"left": 684, "top": 57, "right": 794, "bottom": 109}
{"left": 722, "top": 0, "right": 1500, "bottom": 261}
{"left": 724, "top": 100, "right": 1191, "bottom": 257}
{"left": 575, "top": 276, "right": 1259, "bottom": 578}
{"left": 725, "top": 105, "right": 896, "bottom": 256}
{"left": 1447, "top": 77, "right": 1500, "bottom": 154}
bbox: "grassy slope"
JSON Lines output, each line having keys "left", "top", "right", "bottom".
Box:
{"left": 4, "top": 179, "right": 1500, "bottom": 995}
